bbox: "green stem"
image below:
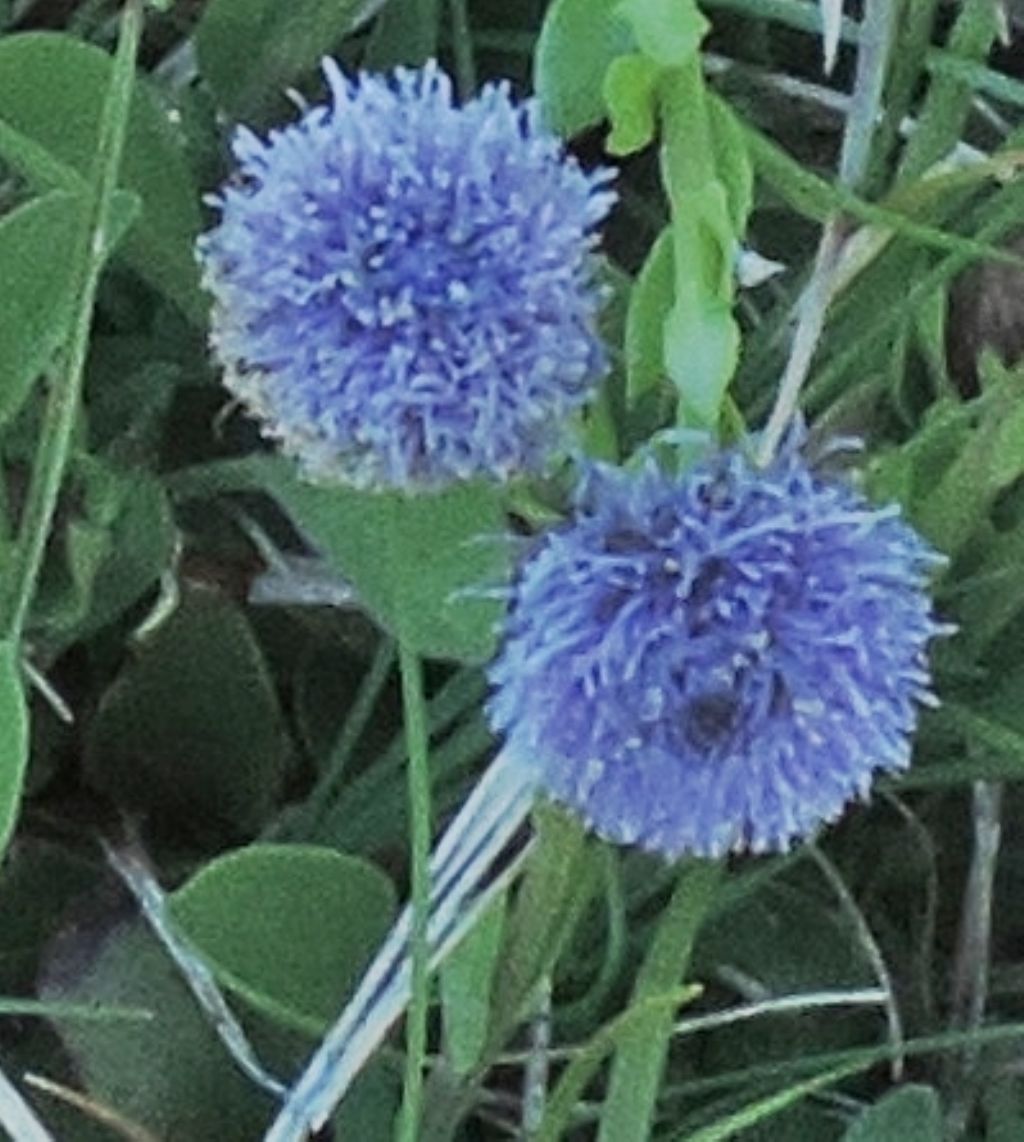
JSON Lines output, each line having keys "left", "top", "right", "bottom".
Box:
{"left": 396, "top": 640, "right": 432, "bottom": 1142}
{"left": 448, "top": 0, "right": 477, "bottom": 99}
{"left": 301, "top": 636, "right": 396, "bottom": 834}
{"left": 557, "top": 847, "right": 627, "bottom": 1035}
{"left": 898, "top": 0, "right": 998, "bottom": 184}
{"left": 597, "top": 860, "right": 723, "bottom": 1142}
{"left": 486, "top": 807, "right": 590, "bottom": 1056}
{"left": 0, "top": 0, "right": 143, "bottom": 642}
{"left": 865, "top": 0, "right": 938, "bottom": 196}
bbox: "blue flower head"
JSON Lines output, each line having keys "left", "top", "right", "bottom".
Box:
{"left": 487, "top": 446, "right": 948, "bottom": 858}
{"left": 197, "top": 60, "right": 616, "bottom": 489}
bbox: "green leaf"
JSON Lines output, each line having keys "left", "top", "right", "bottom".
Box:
{"left": 599, "top": 861, "right": 721, "bottom": 1142}
{"left": 841, "top": 1085, "right": 943, "bottom": 1141}
{"left": 742, "top": 117, "right": 1024, "bottom": 267}
{"left": 604, "top": 52, "right": 661, "bottom": 155}
{"left": 42, "top": 909, "right": 397, "bottom": 1138}
{"left": 982, "top": 1074, "right": 1024, "bottom": 1142}
{"left": 81, "top": 473, "right": 176, "bottom": 640}
{"left": 534, "top": 0, "right": 635, "bottom": 137}
{"left": 84, "top": 589, "right": 287, "bottom": 837}
{"left": 28, "top": 456, "right": 173, "bottom": 645}
{"left": 664, "top": 293, "right": 739, "bottom": 428}
{"left": 0, "top": 194, "right": 78, "bottom": 426}
{"left": 535, "top": 984, "right": 703, "bottom": 1142}
{"left": 0, "top": 33, "right": 203, "bottom": 322}
{"left": 0, "top": 190, "right": 139, "bottom": 428}
{"left": 0, "top": 840, "right": 95, "bottom": 994}
{"left": 489, "top": 807, "right": 595, "bottom": 1050}
{"left": 708, "top": 96, "right": 754, "bottom": 234}
{"left": 682, "top": 1058, "right": 873, "bottom": 1142}
{"left": 866, "top": 371, "right": 1024, "bottom": 555}
{"left": 947, "top": 523, "right": 1024, "bottom": 658}
{"left": 195, "top": 0, "right": 364, "bottom": 120}
{"left": 171, "top": 844, "right": 396, "bottom": 1034}
{"left": 911, "top": 281, "right": 953, "bottom": 396}
{"left": 440, "top": 892, "right": 506, "bottom": 1075}
{"left": 172, "top": 456, "right": 511, "bottom": 663}
{"left": 363, "top": 0, "right": 440, "bottom": 69}
{"left": 614, "top": 0, "right": 708, "bottom": 68}
{"left": 273, "top": 475, "right": 509, "bottom": 662}
{"left": 959, "top": 672, "right": 1024, "bottom": 773}
{"left": 697, "top": 885, "right": 872, "bottom": 1001}
{"left": 40, "top": 915, "right": 279, "bottom": 1139}
{"left": 0, "top": 639, "right": 28, "bottom": 861}
{"left": 909, "top": 378, "right": 1024, "bottom": 552}
{"left": 625, "top": 228, "right": 674, "bottom": 404}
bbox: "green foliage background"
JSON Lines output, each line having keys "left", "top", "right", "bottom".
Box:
{"left": 3, "top": 0, "right": 1024, "bottom": 1139}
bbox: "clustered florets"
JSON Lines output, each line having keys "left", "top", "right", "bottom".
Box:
{"left": 487, "top": 446, "right": 948, "bottom": 858}
{"left": 198, "top": 60, "right": 615, "bottom": 490}
{"left": 199, "top": 60, "right": 946, "bottom": 860}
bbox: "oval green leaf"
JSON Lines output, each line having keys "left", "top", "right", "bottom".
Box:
{"left": 171, "top": 843, "right": 397, "bottom": 1033}
{"left": 842, "top": 1084, "right": 943, "bottom": 1142}
{"left": 84, "top": 589, "right": 286, "bottom": 837}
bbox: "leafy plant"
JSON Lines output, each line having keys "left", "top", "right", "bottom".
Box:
{"left": 2, "top": 1, "right": 1024, "bottom": 1140}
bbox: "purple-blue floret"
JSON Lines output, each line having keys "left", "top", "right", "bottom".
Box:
{"left": 487, "top": 447, "right": 948, "bottom": 858}
{"left": 196, "top": 60, "right": 616, "bottom": 489}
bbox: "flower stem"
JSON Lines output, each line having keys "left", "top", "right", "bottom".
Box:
{"left": 944, "top": 779, "right": 1003, "bottom": 1135}
{"left": 396, "top": 640, "right": 432, "bottom": 1142}
{"left": 448, "top": 0, "right": 477, "bottom": 99}
{"left": 597, "top": 859, "right": 722, "bottom": 1142}
{"left": 294, "top": 636, "right": 396, "bottom": 838}
{"left": 0, "top": 0, "right": 143, "bottom": 643}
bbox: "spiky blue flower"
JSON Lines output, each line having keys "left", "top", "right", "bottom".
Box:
{"left": 197, "top": 60, "right": 616, "bottom": 490}
{"left": 487, "top": 446, "right": 948, "bottom": 858}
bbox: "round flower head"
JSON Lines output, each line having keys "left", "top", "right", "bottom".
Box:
{"left": 197, "top": 60, "right": 616, "bottom": 489}
{"left": 487, "top": 446, "right": 948, "bottom": 858}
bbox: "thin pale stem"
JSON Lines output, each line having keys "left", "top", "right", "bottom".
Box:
{"left": 522, "top": 975, "right": 553, "bottom": 1138}
{"left": 21, "top": 1074, "right": 157, "bottom": 1142}
{"left": 497, "top": 987, "right": 888, "bottom": 1067}
{"left": 264, "top": 753, "right": 536, "bottom": 1142}
{"left": 809, "top": 846, "right": 905, "bottom": 1080}
{"left": 755, "top": 221, "right": 847, "bottom": 466}
{"left": 103, "top": 833, "right": 285, "bottom": 1098}
{"left": 945, "top": 779, "right": 1003, "bottom": 1135}
{"left": 0, "top": 1063, "right": 53, "bottom": 1142}
{"left": 756, "top": 0, "right": 898, "bottom": 465}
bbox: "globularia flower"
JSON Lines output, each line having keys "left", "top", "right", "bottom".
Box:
{"left": 266, "top": 442, "right": 949, "bottom": 1138}
{"left": 197, "top": 60, "right": 616, "bottom": 489}
{"left": 488, "top": 446, "right": 948, "bottom": 858}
